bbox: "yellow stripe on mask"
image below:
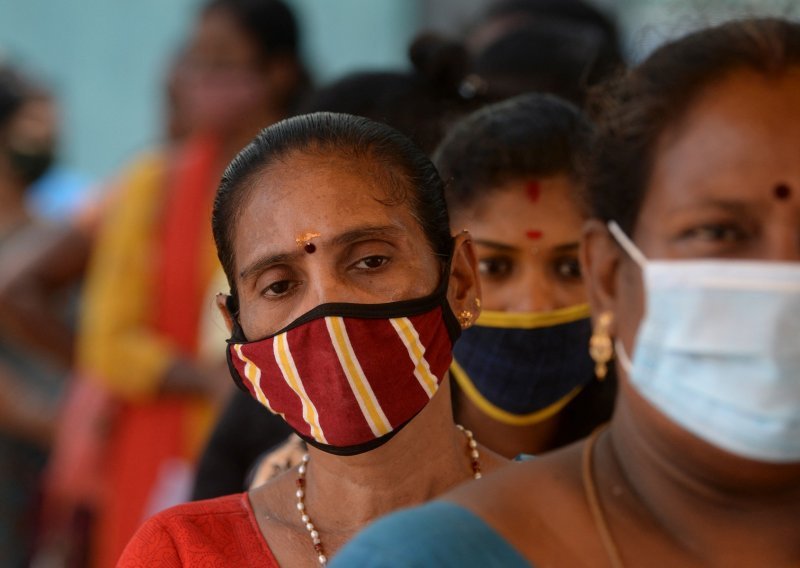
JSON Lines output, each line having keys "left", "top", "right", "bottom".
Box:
{"left": 327, "top": 317, "right": 392, "bottom": 436}
{"left": 450, "top": 360, "right": 583, "bottom": 426}
{"left": 476, "top": 304, "right": 591, "bottom": 329}
{"left": 390, "top": 317, "right": 438, "bottom": 398}
{"left": 273, "top": 334, "right": 327, "bottom": 443}
{"left": 234, "top": 344, "right": 272, "bottom": 410}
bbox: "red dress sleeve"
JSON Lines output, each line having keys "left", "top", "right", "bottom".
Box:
{"left": 117, "top": 493, "right": 279, "bottom": 567}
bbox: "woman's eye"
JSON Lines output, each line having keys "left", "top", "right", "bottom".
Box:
{"left": 354, "top": 255, "right": 389, "bottom": 270}
{"left": 478, "top": 257, "right": 513, "bottom": 279}
{"left": 553, "top": 257, "right": 582, "bottom": 281}
{"left": 685, "top": 224, "right": 746, "bottom": 243}
{"left": 262, "top": 280, "right": 295, "bottom": 297}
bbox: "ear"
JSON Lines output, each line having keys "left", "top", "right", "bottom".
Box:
{"left": 215, "top": 293, "right": 235, "bottom": 334}
{"left": 447, "top": 231, "right": 482, "bottom": 327}
{"left": 580, "top": 219, "right": 620, "bottom": 333}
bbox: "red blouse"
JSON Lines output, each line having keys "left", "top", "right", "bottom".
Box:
{"left": 118, "top": 493, "right": 279, "bottom": 567}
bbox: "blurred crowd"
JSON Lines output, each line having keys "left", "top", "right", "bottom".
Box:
{"left": 0, "top": 1, "right": 798, "bottom": 567}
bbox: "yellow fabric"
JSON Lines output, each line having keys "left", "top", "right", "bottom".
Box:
{"left": 186, "top": 399, "right": 218, "bottom": 457}
{"left": 475, "top": 303, "right": 591, "bottom": 329}
{"left": 77, "top": 152, "right": 175, "bottom": 400}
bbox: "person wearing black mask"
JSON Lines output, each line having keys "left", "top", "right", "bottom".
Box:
{"left": 0, "top": 63, "right": 66, "bottom": 568}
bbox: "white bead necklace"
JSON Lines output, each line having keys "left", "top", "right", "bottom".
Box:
{"left": 295, "top": 424, "right": 482, "bottom": 565}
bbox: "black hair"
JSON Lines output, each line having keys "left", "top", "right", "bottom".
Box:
{"left": 466, "top": 0, "right": 623, "bottom": 104}
{"left": 297, "top": 34, "right": 487, "bottom": 155}
{"left": 0, "top": 65, "right": 28, "bottom": 131}
{"left": 434, "top": 93, "right": 593, "bottom": 213}
{"left": 479, "top": 0, "right": 621, "bottom": 52}
{"left": 472, "top": 21, "right": 620, "bottom": 106}
{"left": 202, "top": 0, "right": 299, "bottom": 57}
{"left": 212, "top": 112, "right": 452, "bottom": 307}
{"left": 202, "top": 0, "right": 310, "bottom": 112}
{"left": 587, "top": 17, "right": 800, "bottom": 234}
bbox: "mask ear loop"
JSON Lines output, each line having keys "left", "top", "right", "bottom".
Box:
{"left": 614, "top": 338, "right": 633, "bottom": 376}
{"left": 606, "top": 221, "right": 646, "bottom": 380}
{"left": 607, "top": 221, "right": 648, "bottom": 268}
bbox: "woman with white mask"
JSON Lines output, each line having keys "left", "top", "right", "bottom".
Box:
{"left": 333, "top": 17, "right": 800, "bottom": 567}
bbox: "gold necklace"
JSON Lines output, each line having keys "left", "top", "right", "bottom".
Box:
{"left": 582, "top": 425, "right": 624, "bottom": 568}
{"left": 295, "top": 424, "right": 483, "bottom": 566}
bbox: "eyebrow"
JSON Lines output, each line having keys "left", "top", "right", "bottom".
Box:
{"left": 551, "top": 242, "right": 579, "bottom": 253}
{"left": 473, "top": 239, "right": 580, "bottom": 254}
{"left": 473, "top": 239, "right": 518, "bottom": 252}
{"left": 329, "top": 224, "right": 405, "bottom": 248}
{"left": 668, "top": 198, "right": 752, "bottom": 216}
{"left": 238, "top": 224, "right": 405, "bottom": 281}
{"left": 239, "top": 250, "right": 303, "bottom": 281}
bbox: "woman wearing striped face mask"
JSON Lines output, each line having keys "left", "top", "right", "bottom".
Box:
{"left": 118, "top": 112, "right": 507, "bottom": 567}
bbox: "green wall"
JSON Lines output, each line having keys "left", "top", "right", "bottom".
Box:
{"left": 0, "top": 0, "right": 421, "bottom": 181}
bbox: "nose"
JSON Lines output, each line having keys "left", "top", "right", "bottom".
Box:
{"left": 516, "top": 269, "right": 559, "bottom": 313}
{"left": 762, "top": 220, "right": 800, "bottom": 262}
{"left": 296, "top": 265, "right": 343, "bottom": 315}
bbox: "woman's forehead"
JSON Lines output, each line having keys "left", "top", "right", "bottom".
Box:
{"left": 247, "top": 151, "right": 408, "bottom": 216}
{"left": 233, "top": 152, "right": 423, "bottom": 259}
{"left": 645, "top": 70, "right": 800, "bottom": 212}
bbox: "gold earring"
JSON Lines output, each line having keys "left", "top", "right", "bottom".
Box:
{"left": 474, "top": 298, "right": 481, "bottom": 309}
{"left": 458, "top": 310, "right": 474, "bottom": 329}
{"left": 589, "top": 311, "right": 614, "bottom": 380}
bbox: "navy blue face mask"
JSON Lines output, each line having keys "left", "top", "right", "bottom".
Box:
{"left": 451, "top": 304, "right": 595, "bottom": 425}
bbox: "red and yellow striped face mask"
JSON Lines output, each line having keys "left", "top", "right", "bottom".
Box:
{"left": 226, "top": 279, "right": 461, "bottom": 456}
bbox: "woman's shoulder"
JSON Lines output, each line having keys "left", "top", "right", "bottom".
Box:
{"left": 117, "top": 493, "right": 279, "bottom": 567}
{"left": 331, "top": 444, "right": 596, "bottom": 567}
{"left": 447, "top": 441, "right": 604, "bottom": 565}
{"left": 331, "top": 500, "right": 531, "bottom": 567}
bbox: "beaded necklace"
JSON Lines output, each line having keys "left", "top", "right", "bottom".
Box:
{"left": 295, "top": 424, "right": 483, "bottom": 565}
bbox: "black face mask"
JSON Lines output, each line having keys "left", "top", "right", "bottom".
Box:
{"left": 450, "top": 304, "right": 595, "bottom": 426}
{"left": 6, "top": 144, "right": 55, "bottom": 186}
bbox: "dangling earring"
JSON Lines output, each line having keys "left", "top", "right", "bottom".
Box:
{"left": 458, "top": 310, "right": 474, "bottom": 329}
{"left": 589, "top": 311, "right": 614, "bottom": 380}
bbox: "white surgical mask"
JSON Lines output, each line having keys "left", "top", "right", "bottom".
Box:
{"left": 608, "top": 221, "right": 800, "bottom": 463}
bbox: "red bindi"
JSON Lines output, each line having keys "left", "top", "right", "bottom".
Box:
{"left": 525, "top": 229, "right": 543, "bottom": 240}
{"left": 526, "top": 181, "right": 540, "bottom": 202}
{"left": 774, "top": 183, "right": 792, "bottom": 200}
{"left": 304, "top": 243, "right": 316, "bottom": 253}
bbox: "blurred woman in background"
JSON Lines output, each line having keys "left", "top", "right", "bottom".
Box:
{"left": 0, "top": 63, "right": 69, "bottom": 568}
{"left": 73, "top": 1, "right": 311, "bottom": 565}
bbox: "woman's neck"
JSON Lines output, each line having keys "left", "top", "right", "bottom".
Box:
{"left": 302, "top": 380, "right": 504, "bottom": 534}
{"left": 600, "top": 386, "right": 800, "bottom": 565}
{"left": 455, "top": 387, "right": 560, "bottom": 458}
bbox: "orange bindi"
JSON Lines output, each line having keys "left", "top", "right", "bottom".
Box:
{"left": 296, "top": 231, "right": 321, "bottom": 253}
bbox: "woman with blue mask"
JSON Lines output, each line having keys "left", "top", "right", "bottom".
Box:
{"left": 332, "top": 17, "right": 800, "bottom": 567}
{"left": 435, "top": 93, "right": 616, "bottom": 458}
